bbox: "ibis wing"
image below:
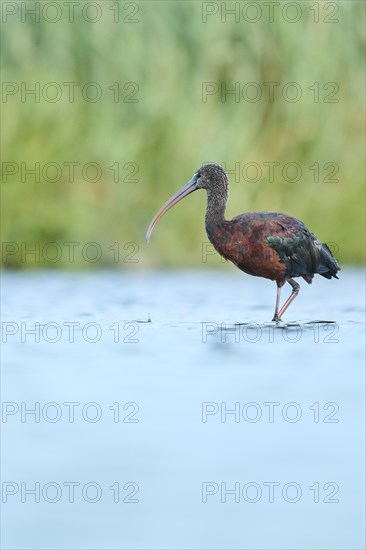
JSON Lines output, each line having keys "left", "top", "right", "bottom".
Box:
{"left": 262, "top": 215, "right": 339, "bottom": 282}
{"left": 228, "top": 212, "right": 339, "bottom": 282}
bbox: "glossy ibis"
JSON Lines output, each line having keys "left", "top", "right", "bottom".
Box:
{"left": 146, "top": 164, "right": 340, "bottom": 321}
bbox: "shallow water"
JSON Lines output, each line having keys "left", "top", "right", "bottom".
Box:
{"left": 1, "top": 268, "right": 365, "bottom": 550}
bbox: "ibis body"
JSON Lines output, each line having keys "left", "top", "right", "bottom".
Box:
{"left": 146, "top": 164, "right": 339, "bottom": 321}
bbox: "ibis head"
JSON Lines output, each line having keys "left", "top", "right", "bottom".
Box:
{"left": 145, "top": 164, "right": 228, "bottom": 241}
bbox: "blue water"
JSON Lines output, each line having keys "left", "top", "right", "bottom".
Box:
{"left": 1, "top": 268, "right": 365, "bottom": 550}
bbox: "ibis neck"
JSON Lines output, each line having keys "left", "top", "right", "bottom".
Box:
{"left": 205, "top": 188, "right": 227, "bottom": 228}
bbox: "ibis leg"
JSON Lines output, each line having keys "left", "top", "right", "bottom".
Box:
{"left": 272, "top": 284, "right": 282, "bottom": 322}
{"left": 277, "top": 278, "right": 300, "bottom": 320}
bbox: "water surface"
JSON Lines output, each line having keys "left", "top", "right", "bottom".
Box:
{"left": 1, "top": 268, "right": 365, "bottom": 549}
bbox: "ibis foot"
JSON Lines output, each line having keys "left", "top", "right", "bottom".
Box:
{"left": 272, "top": 278, "right": 300, "bottom": 322}
{"left": 272, "top": 314, "right": 281, "bottom": 323}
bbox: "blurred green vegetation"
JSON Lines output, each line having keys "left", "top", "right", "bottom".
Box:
{"left": 1, "top": 0, "right": 365, "bottom": 269}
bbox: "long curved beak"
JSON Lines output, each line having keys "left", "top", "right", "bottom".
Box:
{"left": 146, "top": 175, "right": 198, "bottom": 242}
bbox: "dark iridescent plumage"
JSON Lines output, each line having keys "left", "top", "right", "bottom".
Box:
{"left": 146, "top": 163, "right": 340, "bottom": 321}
